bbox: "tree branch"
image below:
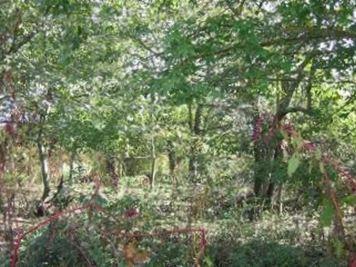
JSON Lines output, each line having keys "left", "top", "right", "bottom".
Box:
{"left": 224, "top": 0, "right": 246, "bottom": 17}
{"left": 261, "top": 27, "right": 356, "bottom": 47}
{"left": 277, "top": 106, "right": 313, "bottom": 117}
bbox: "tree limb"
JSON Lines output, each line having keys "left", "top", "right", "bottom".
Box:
{"left": 261, "top": 27, "right": 356, "bottom": 47}
{"left": 277, "top": 106, "right": 313, "bottom": 117}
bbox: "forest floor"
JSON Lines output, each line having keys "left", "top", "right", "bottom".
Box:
{"left": 0, "top": 176, "right": 353, "bottom": 266}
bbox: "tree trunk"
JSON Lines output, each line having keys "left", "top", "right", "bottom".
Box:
{"left": 0, "top": 139, "right": 7, "bottom": 213}
{"left": 167, "top": 140, "right": 176, "bottom": 176}
{"left": 68, "top": 150, "right": 75, "bottom": 185}
{"left": 150, "top": 136, "right": 156, "bottom": 188}
{"left": 37, "top": 129, "right": 50, "bottom": 201}
{"left": 274, "top": 184, "right": 283, "bottom": 213}
{"left": 117, "top": 156, "right": 122, "bottom": 182}
{"left": 253, "top": 55, "right": 316, "bottom": 204}
{"left": 253, "top": 80, "right": 298, "bottom": 203}
{"left": 106, "top": 155, "right": 119, "bottom": 189}
{"left": 188, "top": 103, "right": 203, "bottom": 181}
{"left": 167, "top": 140, "right": 178, "bottom": 186}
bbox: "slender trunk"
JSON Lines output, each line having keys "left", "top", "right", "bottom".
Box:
{"left": 188, "top": 104, "right": 203, "bottom": 180}
{"left": 117, "top": 156, "right": 122, "bottom": 182}
{"left": 37, "top": 129, "right": 50, "bottom": 201}
{"left": 277, "top": 185, "right": 283, "bottom": 213}
{"left": 188, "top": 103, "right": 193, "bottom": 131}
{"left": 253, "top": 136, "right": 264, "bottom": 196}
{"left": 0, "top": 139, "right": 7, "bottom": 212}
{"left": 148, "top": 93, "right": 157, "bottom": 188}
{"left": 188, "top": 154, "right": 197, "bottom": 179}
{"left": 323, "top": 173, "right": 350, "bottom": 252}
{"left": 167, "top": 140, "right": 175, "bottom": 175}
{"left": 150, "top": 136, "right": 156, "bottom": 188}
{"left": 167, "top": 140, "right": 177, "bottom": 186}
{"left": 266, "top": 139, "right": 284, "bottom": 204}
{"left": 68, "top": 150, "right": 75, "bottom": 185}
{"left": 188, "top": 103, "right": 196, "bottom": 178}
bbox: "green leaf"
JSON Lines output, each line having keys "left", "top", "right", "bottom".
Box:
{"left": 288, "top": 154, "right": 300, "bottom": 177}
{"left": 320, "top": 198, "right": 334, "bottom": 227}
{"left": 332, "top": 238, "right": 345, "bottom": 258}
{"left": 341, "top": 195, "right": 356, "bottom": 206}
{"left": 204, "top": 256, "right": 214, "bottom": 267}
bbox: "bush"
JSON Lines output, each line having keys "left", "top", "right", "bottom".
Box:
{"left": 205, "top": 239, "right": 346, "bottom": 267}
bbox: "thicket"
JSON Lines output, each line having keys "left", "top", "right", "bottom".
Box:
{"left": 0, "top": 0, "right": 355, "bottom": 266}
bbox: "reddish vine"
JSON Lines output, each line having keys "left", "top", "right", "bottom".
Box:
{"left": 9, "top": 203, "right": 207, "bottom": 267}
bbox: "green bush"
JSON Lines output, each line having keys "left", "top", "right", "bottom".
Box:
{"left": 205, "top": 239, "right": 346, "bottom": 267}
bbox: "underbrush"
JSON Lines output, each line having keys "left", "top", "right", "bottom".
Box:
{"left": 0, "top": 177, "right": 349, "bottom": 266}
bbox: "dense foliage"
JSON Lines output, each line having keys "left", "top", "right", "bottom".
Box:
{"left": 0, "top": 0, "right": 355, "bottom": 266}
